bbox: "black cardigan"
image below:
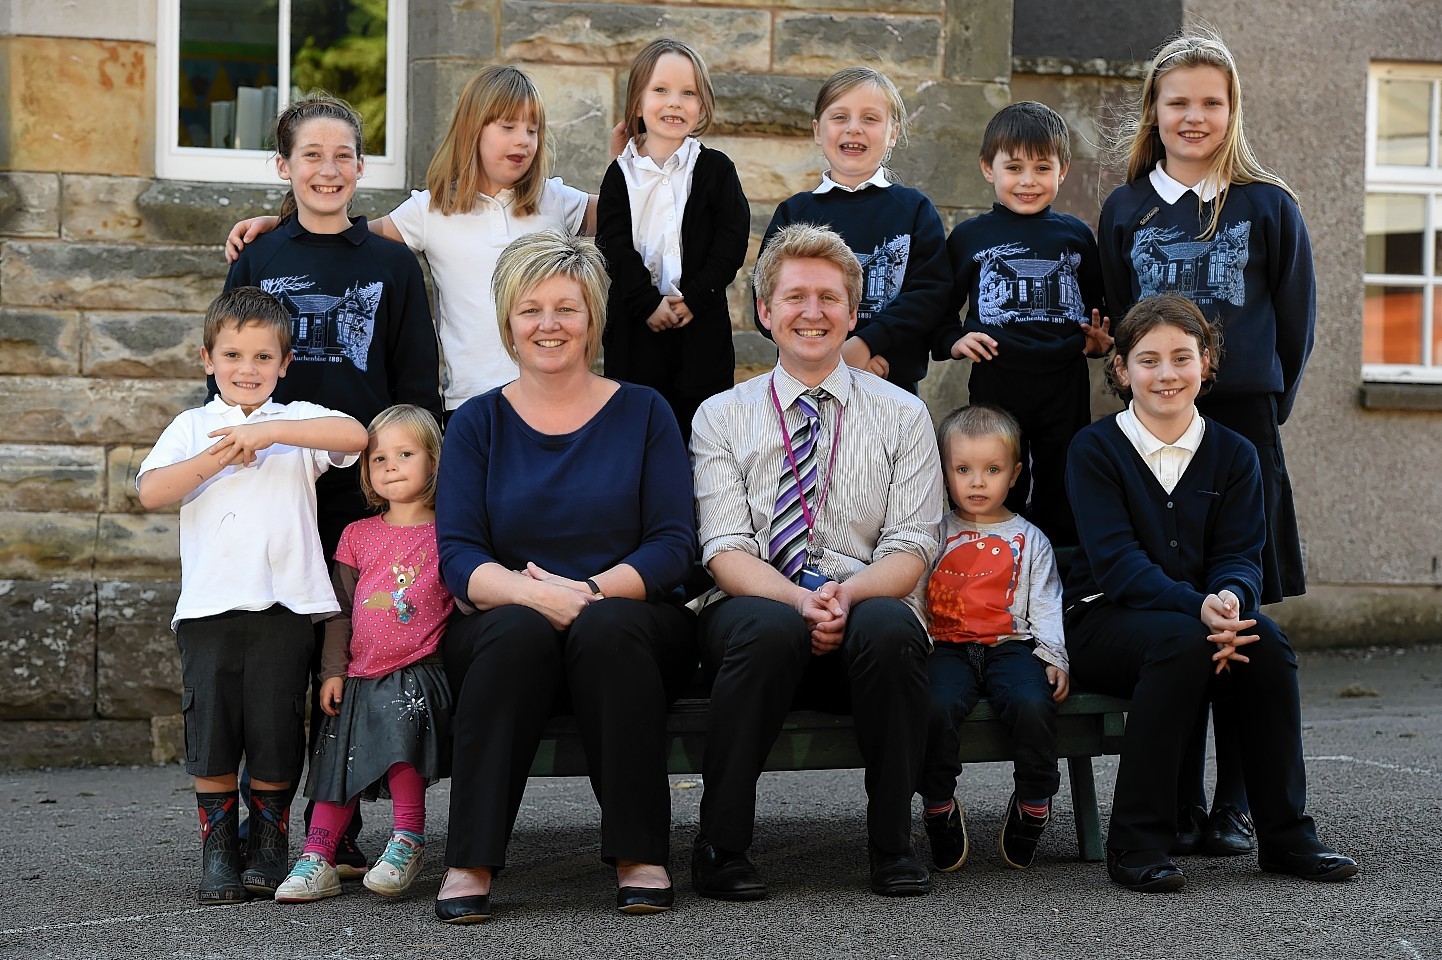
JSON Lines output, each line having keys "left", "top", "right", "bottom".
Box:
{"left": 596, "top": 144, "right": 749, "bottom": 399}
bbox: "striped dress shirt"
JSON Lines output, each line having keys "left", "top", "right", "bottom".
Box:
{"left": 691, "top": 361, "right": 944, "bottom": 620}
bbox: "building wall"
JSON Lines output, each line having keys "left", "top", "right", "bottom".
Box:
{"left": 0, "top": 0, "right": 1008, "bottom": 768}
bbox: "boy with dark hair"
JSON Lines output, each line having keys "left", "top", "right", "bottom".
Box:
{"left": 934, "top": 101, "right": 1111, "bottom": 548}
{"left": 137, "top": 286, "right": 367, "bottom": 904}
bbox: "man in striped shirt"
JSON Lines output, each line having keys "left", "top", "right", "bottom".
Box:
{"left": 689, "top": 223, "right": 945, "bottom": 901}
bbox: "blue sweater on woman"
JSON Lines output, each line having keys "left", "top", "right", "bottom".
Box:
{"left": 436, "top": 382, "right": 697, "bottom": 603}
{"left": 1063, "top": 413, "right": 1265, "bottom": 615}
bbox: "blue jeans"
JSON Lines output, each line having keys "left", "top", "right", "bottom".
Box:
{"left": 917, "top": 641, "right": 1059, "bottom": 803}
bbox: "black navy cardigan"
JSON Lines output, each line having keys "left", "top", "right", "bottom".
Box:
{"left": 1063, "top": 413, "right": 1265, "bottom": 616}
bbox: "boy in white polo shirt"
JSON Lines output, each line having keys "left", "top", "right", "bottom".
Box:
{"left": 138, "top": 286, "right": 367, "bottom": 905}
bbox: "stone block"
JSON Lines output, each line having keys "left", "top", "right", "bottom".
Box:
{"left": 662, "top": 0, "right": 943, "bottom": 9}
{"left": 0, "top": 720, "right": 153, "bottom": 770}
{"left": 0, "top": 579, "right": 96, "bottom": 720}
{"left": 97, "top": 581, "right": 182, "bottom": 719}
{"left": 135, "top": 181, "right": 411, "bottom": 246}
{"left": 528, "top": 64, "right": 615, "bottom": 193}
{"left": 0, "top": 307, "right": 81, "bottom": 374}
{"left": 2, "top": 38, "right": 153, "bottom": 176}
{"left": 2, "top": 0, "right": 156, "bottom": 42}
{"left": 502, "top": 1, "right": 770, "bottom": 72}
{"left": 712, "top": 73, "right": 817, "bottom": 137}
{"left": 945, "top": 0, "right": 1012, "bottom": 83}
{"left": 1009, "top": 74, "right": 1119, "bottom": 162}
{"left": 151, "top": 713, "right": 185, "bottom": 764}
{"left": 888, "top": 80, "right": 1009, "bottom": 210}
{"left": 95, "top": 514, "right": 181, "bottom": 579}
{"left": 107, "top": 445, "right": 172, "bottom": 515}
{"left": 410, "top": 0, "right": 499, "bottom": 60}
{"left": 773, "top": 14, "right": 942, "bottom": 83}
{"left": 82, "top": 311, "right": 202, "bottom": 378}
{"left": 1, "top": 241, "right": 225, "bottom": 312}
{"left": 0, "top": 513, "right": 97, "bottom": 578}
{"left": 0, "top": 376, "right": 206, "bottom": 445}
{"left": 0, "top": 444, "right": 105, "bottom": 512}
{"left": 708, "top": 135, "right": 823, "bottom": 207}
{"left": 61, "top": 175, "right": 148, "bottom": 242}
{"left": 0, "top": 173, "right": 62, "bottom": 237}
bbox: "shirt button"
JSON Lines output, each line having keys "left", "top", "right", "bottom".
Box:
{"left": 663, "top": 178, "right": 670, "bottom": 185}
{"left": 1169, "top": 539, "right": 1178, "bottom": 547}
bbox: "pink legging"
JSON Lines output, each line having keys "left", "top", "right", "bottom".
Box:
{"left": 304, "top": 762, "right": 427, "bottom": 861}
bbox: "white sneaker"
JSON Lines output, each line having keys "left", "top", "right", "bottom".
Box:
{"left": 363, "top": 831, "right": 425, "bottom": 897}
{"left": 275, "top": 853, "right": 341, "bottom": 903}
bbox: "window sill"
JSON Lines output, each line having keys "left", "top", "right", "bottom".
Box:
{"left": 1359, "top": 381, "right": 1442, "bottom": 411}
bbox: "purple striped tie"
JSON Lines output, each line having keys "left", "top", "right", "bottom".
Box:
{"left": 770, "top": 390, "right": 823, "bottom": 581}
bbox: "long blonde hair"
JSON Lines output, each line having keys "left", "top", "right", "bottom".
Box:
{"left": 425, "top": 65, "right": 550, "bottom": 217}
{"left": 1114, "top": 26, "right": 1297, "bottom": 239}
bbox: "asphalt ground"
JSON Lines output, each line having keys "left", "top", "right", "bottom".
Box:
{"left": 2, "top": 644, "right": 1440, "bottom": 960}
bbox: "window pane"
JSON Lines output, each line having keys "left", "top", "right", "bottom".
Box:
{"left": 1376, "top": 79, "right": 1434, "bottom": 167}
{"left": 1365, "top": 192, "right": 1426, "bottom": 275}
{"left": 291, "top": 0, "right": 389, "bottom": 156}
{"left": 178, "top": 0, "right": 278, "bottom": 149}
{"left": 1363, "top": 284, "right": 1424, "bottom": 365}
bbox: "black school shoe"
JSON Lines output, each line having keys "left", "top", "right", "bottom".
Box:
{"left": 691, "top": 834, "right": 767, "bottom": 901}
{"left": 868, "top": 844, "right": 932, "bottom": 897}
{"left": 923, "top": 798, "right": 969, "bottom": 872}
{"left": 999, "top": 792, "right": 1050, "bottom": 869}
{"left": 1172, "top": 803, "right": 1208, "bottom": 855}
{"left": 1203, "top": 803, "right": 1257, "bottom": 856}
{"left": 1258, "top": 842, "right": 1358, "bottom": 882}
{"left": 333, "top": 834, "right": 369, "bottom": 881}
{"left": 1105, "top": 849, "right": 1186, "bottom": 893}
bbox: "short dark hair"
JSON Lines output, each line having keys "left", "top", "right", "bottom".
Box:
{"left": 980, "top": 101, "right": 1071, "bottom": 166}
{"left": 203, "top": 286, "right": 292, "bottom": 354}
{"left": 1106, "top": 294, "right": 1221, "bottom": 401}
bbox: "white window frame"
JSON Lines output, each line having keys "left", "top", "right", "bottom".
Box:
{"left": 155, "top": 0, "right": 408, "bottom": 189}
{"left": 1364, "top": 62, "right": 1442, "bottom": 383}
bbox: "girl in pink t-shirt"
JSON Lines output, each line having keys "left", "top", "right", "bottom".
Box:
{"left": 276, "top": 405, "right": 455, "bottom": 903}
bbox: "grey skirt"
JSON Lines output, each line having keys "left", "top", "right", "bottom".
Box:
{"left": 304, "top": 660, "right": 453, "bottom": 806}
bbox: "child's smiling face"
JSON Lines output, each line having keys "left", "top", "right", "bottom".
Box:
{"left": 982, "top": 148, "right": 1067, "bottom": 216}
{"left": 637, "top": 52, "right": 703, "bottom": 159}
{"left": 813, "top": 82, "right": 898, "bottom": 188}
{"left": 201, "top": 320, "right": 290, "bottom": 415}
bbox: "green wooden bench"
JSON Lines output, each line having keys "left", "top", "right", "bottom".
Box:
{"left": 529, "top": 692, "right": 1128, "bottom": 862}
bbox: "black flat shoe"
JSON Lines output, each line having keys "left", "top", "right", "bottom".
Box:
{"left": 435, "top": 893, "right": 492, "bottom": 924}
{"left": 868, "top": 845, "right": 932, "bottom": 897}
{"left": 1203, "top": 803, "right": 1256, "bottom": 856}
{"left": 692, "top": 834, "right": 767, "bottom": 902}
{"left": 1171, "top": 803, "right": 1207, "bottom": 855}
{"left": 1259, "top": 846, "right": 1358, "bottom": 882}
{"left": 1106, "top": 849, "right": 1186, "bottom": 892}
{"left": 617, "top": 883, "right": 675, "bottom": 915}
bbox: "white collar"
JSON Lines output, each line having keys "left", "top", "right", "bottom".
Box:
{"left": 1117, "top": 401, "right": 1205, "bottom": 456}
{"left": 771, "top": 360, "right": 853, "bottom": 409}
{"left": 814, "top": 167, "right": 891, "bottom": 194}
{"left": 618, "top": 135, "right": 699, "bottom": 173}
{"left": 1150, "top": 163, "right": 1224, "bottom": 204}
{"left": 205, "top": 394, "right": 283, "bottom": 421}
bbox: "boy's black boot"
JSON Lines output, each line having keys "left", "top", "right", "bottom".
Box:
{"left": 240, "top": 788, "right": 292, "bottom": 898}
{"left": 196, "top": 791, "right": 247, "bottom": 904}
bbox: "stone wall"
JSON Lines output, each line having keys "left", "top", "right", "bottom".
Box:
{"left": 0, "top": 0, "right": 1009, "bottom": 768}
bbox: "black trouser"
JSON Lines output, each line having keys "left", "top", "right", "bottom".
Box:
{"left": 697, "top": 595, "right": 929, "bottom": 855}
{"left": 442, "top": 600, "right": 696, "bottom": 869}
{"left": 1066, "top": 601, "right": 1317, "bottom": 855}
{"left": 968, "top": 359, "right": 1090, "bottom": 548}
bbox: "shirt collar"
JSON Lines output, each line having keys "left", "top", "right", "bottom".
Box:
{"left": 205, "top": 394, "right": 283, "bottom": 421}
{"left": 1150, "top": 163, "right": 1224, "bottom": 203}
{"left": 771, "top": 360, "right": 854, "bottom": 410}
{"left": 1117, "top": 401, "right": 1205, "bottom": 456}
{"left": 282, "top": 215, "right": 371, "bottom": 246}
{"left": 814, "top": 167, "right": 891, "bottom": 194}
{"left": 618, "top": 135, "right": 698, "bottom": 172}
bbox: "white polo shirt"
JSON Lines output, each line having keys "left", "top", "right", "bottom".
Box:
{"left": 388, "top": 178, "right": 589, "bottom": 409}
{"left": 138, "top": 397, "right": 359, "bottom": 630}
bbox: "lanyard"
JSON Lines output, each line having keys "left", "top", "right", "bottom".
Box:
{"left": 770, "top": 375, "right": 844, "bottom": 546}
